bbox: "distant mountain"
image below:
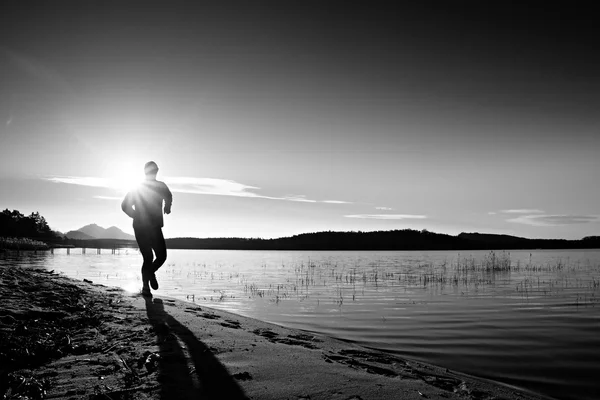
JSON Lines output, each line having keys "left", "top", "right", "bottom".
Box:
{"left": 77, "top": 224, "right": 106, "bottom": 238}
{"left": 104, "top": 226, "right": 134, "bottom": 240}
{"left": 65, "top": 230, "right": 96, "bottom": 240}
{"left": 73, "top": 224, "right": 135, "bottom": 240}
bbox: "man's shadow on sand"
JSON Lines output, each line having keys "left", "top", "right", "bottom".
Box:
{"left": 143, "top": 297, "right": 248, "bottom": 400}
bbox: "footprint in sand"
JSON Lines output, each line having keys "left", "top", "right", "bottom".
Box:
{"left": 233, "top": 371, "right": 252, "bottom": 381}
{"left": 252, "top": 328, "right": 279, "bottom": 339}
{"left": 183, "top": 307, "right": 203, "bottom": 315}
{"left": 221, "top": 320, "right": 241, "bottom": 329}
{"left": 251, "top": 329, "right": 320, "bottom": 349}
{"left": 324, "top": 350, "right": 489, "bottom": 396}
{"left": 322, "top": 352, "right": 398, "bottom": 378}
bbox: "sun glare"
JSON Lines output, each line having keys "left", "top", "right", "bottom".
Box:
{"left": 103, "top": 161, "right": 144, "bottom": 193}
{"left": 120, "top": 279, "right": 142, "bottom": 294}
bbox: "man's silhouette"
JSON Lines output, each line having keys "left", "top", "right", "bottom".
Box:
{"left": 122, "top": 161, "right": 172, "bottom": 297}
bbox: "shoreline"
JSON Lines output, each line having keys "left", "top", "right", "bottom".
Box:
{"left": 0, "top": 265, "right": 550, "bottom": 400}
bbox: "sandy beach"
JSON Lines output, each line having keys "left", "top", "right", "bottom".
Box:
{"left": 0, "top": 265, "right": 547, "bottom": 400}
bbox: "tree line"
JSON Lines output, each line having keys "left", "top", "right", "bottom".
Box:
{"left": 164, "top": 230, "right": 600, "bottom": 251}
{"left": 0, "top": 209, "right": 61, "bottom": 240}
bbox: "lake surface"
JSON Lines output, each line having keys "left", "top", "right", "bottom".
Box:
{"left": 2, "top": 249, "right": 599, "bottom": 400}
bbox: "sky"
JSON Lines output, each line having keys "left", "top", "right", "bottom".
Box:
{"left": 1, "top": 2, "right": 599, "bottom": 240}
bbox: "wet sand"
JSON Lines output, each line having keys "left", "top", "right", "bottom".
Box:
{"left": 0, "top": 266, "right": 547, "bottom": 400}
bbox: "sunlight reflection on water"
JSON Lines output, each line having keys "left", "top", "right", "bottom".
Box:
{"left": 1, "top": 249, "right": 599, "bottom": 400}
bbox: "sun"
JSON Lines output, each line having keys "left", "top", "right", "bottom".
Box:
{"left": 103, "top": 160, "right": 144, "bottom": 193}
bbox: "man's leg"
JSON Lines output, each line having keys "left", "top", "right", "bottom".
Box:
{"left": 149, "top": 227, "right": 167, "bottom": 290}
{"left": 135, "top": 227, "right": 153, "bottom": 295}
{"left": 151, "top": 227, "right": 167, "bottom": 272}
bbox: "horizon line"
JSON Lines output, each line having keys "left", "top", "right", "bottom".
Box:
{"left": 62, "top": 227, "right": 598, "bottom": 242}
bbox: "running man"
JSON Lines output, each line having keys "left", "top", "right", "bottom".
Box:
{"left": 121, "top": 161, "right": 172, "bottom": 297}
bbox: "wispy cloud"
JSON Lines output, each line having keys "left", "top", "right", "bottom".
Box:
{"left": 345, "top": 214, "right": 427, "bottom": 220}
{"left": 508, "top": 214, "right": 599, "bottom": 226}
{"left": 280, "top": 194, "right": 316, "bottom": 203}
{"left": 48, "top": 176, "right": 115, "bottom": 188}
{"left": 166, "top": 177, "right": 350, "bottom": 203}
{"left": 46, "top": 176, "right": 352, "bottom": 204}
{"left": 167, "top": 177, "right": 264, "bottom": 198}
{"left": 375, "top": 206, "right": 393, "bottom": 211}
{"left": 500, "top": 209, "right": 545, "bottom": 214}
{"left": 93, "top": 195, "right": 122, "bottom": 201}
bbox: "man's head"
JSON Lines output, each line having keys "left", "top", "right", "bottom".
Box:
{"left": 144, "top": 161, "right": 159, "bottom": 179}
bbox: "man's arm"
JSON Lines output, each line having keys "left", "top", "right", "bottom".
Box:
{"left": 121, "top": 192, "right": 136, "bottom": 219}
{"left": 163, "top": 184, "right": 173, "bottom": 215}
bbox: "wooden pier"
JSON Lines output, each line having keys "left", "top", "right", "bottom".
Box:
{"left": 50, "top": 247, "right": 126, "bottom": 255}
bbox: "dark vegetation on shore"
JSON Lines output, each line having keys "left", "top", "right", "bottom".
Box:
{"left": 64, "top": 230, "right": 600, "bottom": 251}
{"left": 2, "top": 209, "right": 599, "bottom": 251}
{"left": 0, "top": 237, "right": 49, "bottom": 251}
{"left": 163, "top": 230, "right": 600, "bottom": 250}
{"left": 0, "top": 210, "right": 58, "bottom": 240}
{"left": 0, "top": 209, "right": 64, "bottom": 250}
{"left": 0, "top": 267, "right": 103, "bottom": 399}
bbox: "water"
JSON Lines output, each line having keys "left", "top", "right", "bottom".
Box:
{"left": 2, "top": 249, "right": 599, "bottom": 400}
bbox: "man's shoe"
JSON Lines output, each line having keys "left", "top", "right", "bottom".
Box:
{"left": 141, "top": 287, "right": 152, "bottom": 297}
{"left": 149, "top": 273, "right": 159, "bottom": 290}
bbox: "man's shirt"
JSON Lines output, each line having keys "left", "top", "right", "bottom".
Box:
{"left": 122, "top": 180, "right": 172, "bottom": 228}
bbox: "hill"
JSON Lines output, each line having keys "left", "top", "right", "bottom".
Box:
{"left": 70, "top": 224, "right": 135, "bottom": 240}
{"left": 65, "top": 230, "right": 95, "bottom": 240}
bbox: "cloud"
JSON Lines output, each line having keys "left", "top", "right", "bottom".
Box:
{"left": 167, "top": 178, "right": 348, "bottom": 203}
{"left": 46, "top": 176, "right": 352, "bottom": 204}
{"left": 166, "top": 177, "right": 265, "bottom": 198}
{"left": 375, "top": 207, "right": 393, "bottom": 211}
{"left": 508, "top": 214, "right": 599, "bottom": 226}
{"left": 280, "top": 195, "right": 317, "bottom": 203}
{"left": 93, "top": 195, "right": 122, "bottom": 201}
{"left": 47, "top": 176, "right": 115, "bottom": 188}
{"left": 500, "top": 209, "right": 545, "bottom": 214}
{"left": 345, "top": 214, "right": 427, "bottom": 220}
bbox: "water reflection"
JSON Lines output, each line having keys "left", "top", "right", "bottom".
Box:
{"left": 1, "top": 249, "right": 599, "bottom": 400}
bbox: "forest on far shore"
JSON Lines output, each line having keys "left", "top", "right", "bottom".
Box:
{"left": 65, "top": 230, "right": 600, "bottom": 251}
